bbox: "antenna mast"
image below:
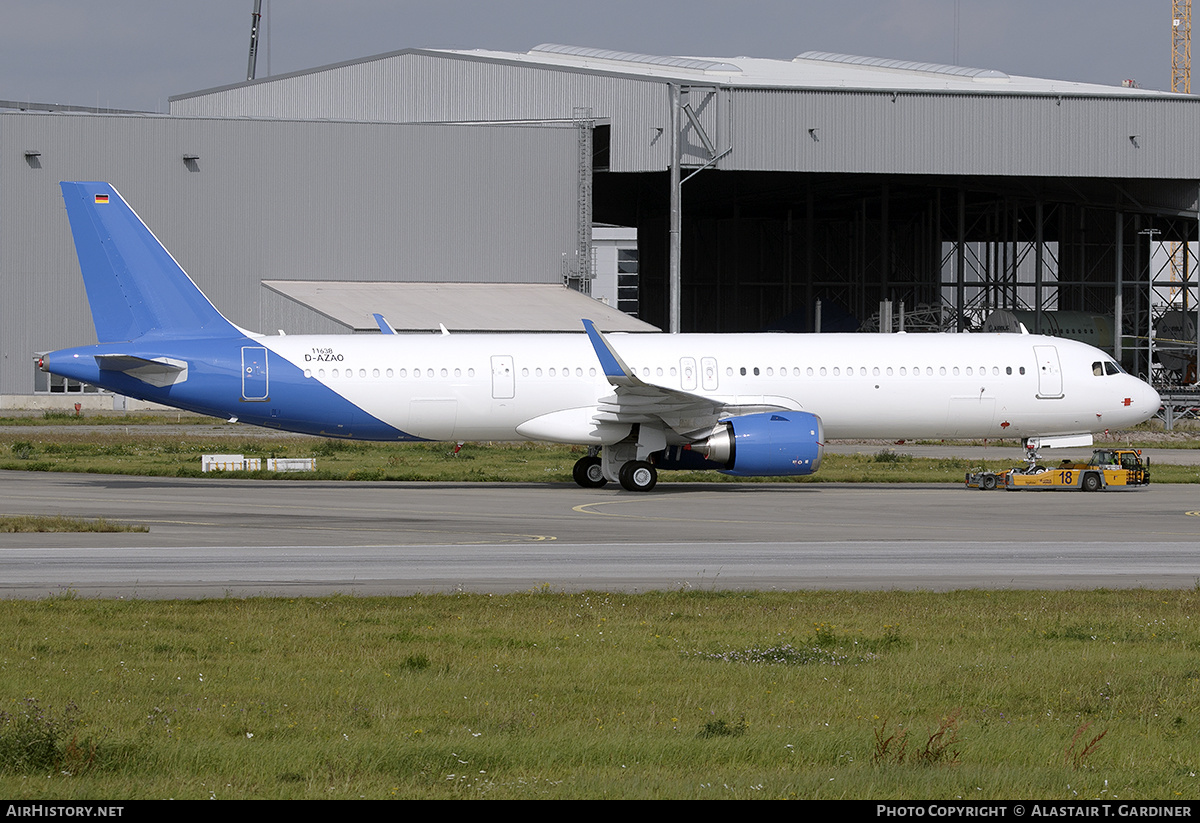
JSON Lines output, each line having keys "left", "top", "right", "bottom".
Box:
{"left": 1169, "top": 2, "right": 1192, "bottom": 308}
{"left": 246, "top": 0, "right": 263, "bottom": 81}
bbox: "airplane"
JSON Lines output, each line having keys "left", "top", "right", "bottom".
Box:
{"left": 39, "top": 182, "right": 1162, "bottom": 491}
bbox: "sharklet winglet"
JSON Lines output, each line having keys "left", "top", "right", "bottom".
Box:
{"left": 373, "top": 313, "right": 396, "bottom": 335}
{"left": 583, "top": 319, "right": 639, "bottom": 385}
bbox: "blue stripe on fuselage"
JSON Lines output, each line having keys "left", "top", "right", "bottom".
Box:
{"left": 42, "top": 336, "right": 423, "bottom": 441}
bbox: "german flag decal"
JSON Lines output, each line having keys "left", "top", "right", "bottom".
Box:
{"left": 94, "top": 194, "right": 109, "bottom": 204}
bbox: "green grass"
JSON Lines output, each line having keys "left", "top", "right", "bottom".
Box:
{"left": 0, "top": 515, "right": 147, "bottom": 533}
{"left": 2, "top": 433, "right": 1198, "bottom": 483}
{"left": 0, "top": 412, "right": 225, "bottom": 426}
{"left": 0, "top": 589, "right": 1197, "bottom": 799}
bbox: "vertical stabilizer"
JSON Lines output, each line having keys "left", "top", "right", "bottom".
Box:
{"left": 60, "top": 182, "right": 240, "bottom": 342}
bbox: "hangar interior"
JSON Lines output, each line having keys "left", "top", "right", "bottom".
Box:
{"left": 601, "top": 170, "right": 1198, "bottom": 379}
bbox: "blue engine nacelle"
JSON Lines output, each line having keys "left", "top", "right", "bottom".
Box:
{"left": 654, "top": 411, "right": 824, "bottom": 477}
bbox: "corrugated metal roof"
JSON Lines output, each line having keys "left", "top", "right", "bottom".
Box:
{"left": 171, "top": 43, "right": 1176, "bottom": 107}
{"left": 434, "top": 44, "right": 1173, "bottom": 97}
{"left": 530, "top": 44, "right": 742, "bottom": 75}
{"left": 795, "top": 51, "right": 1009, "bottom": 80}
{"left": 261, "top": 281, "right": 659, "bottom": 333}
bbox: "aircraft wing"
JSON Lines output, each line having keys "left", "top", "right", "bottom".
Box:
{"left": 582, "top": 319, "right": 790, "bottom": 438}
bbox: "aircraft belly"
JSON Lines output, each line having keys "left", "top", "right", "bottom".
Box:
{"left": 946, "top": 396, "right": 997, "bottom": 435}
{"left": 406, "top": 398, "right": 459, "bottom": 440}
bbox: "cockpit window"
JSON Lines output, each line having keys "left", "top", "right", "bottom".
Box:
{"left": 1104, "top": 361, "right": 1122, "bottom": 375}
{"left": 1092, "top": 361, "right": 1103, "bottom": 376}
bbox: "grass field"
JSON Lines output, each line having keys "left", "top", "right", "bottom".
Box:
{"left": 0, "top": 411, "right": 226, "bottom": 427}
{"left": 1, "top": 419, "right": 1195, "bottom": 798}
{"left": 0, "top": 515, "right": 146, "bottom": 533}
{"left": 0, "top": 590, "right": 1196, "bottom": 799}
{"left": 3, "top": 432, "right": 1199, "bottom": 484}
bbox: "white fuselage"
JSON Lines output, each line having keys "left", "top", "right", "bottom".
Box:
{"left": 257, "top": 331, "right": 1160, "bottom": 444}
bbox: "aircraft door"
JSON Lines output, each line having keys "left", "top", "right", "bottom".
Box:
{"left": 1033, "top": 345, "right": 1064, "bottom": 398}
{"left": 491, "top": 355, "right": 515, "bottom": 399}
{"left": 701, "top": 357, "right": 719, "bottom": 391}
{"left": 680, "top": 357, "right": 697, "bottom": 391}
{"left": 241, "top": 346, "right": 269, "bottom": 401}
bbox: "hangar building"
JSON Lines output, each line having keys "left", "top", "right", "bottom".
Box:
{"left": 3, "top": 44, "right": 1200, "bottom": 403}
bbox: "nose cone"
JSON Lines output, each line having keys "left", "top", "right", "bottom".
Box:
{"left": 1142, "top": 381, "right": 1163, "bottom": 419}
{"left": 1118, "top": 378, "right": 1161, "bottom": 426}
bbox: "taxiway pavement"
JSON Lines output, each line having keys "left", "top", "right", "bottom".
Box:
{"left": 1, "top": 471, "right": 1197, "bottom": 598}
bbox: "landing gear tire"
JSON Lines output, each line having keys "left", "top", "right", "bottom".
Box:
{"left": 572, "top": 455, "right": 607, "bottom": 488}
{"left": 619, "top": 460, "right": 657, "bottom": 492}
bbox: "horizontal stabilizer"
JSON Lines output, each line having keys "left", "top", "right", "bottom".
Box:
{"left": 95, "top": 354, "right": 189, "bottom": 387}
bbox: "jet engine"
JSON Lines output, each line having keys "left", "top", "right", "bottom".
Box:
{"left": 654, "top": 411, "right": 824, "bottom": 476}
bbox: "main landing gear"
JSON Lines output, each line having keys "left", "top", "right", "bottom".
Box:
{"left": 572, "top": 454, "right": 607, "bottom": 488}
{"left": 572, "top": 447, "right": 659, "bottom": 492}
{"left": 617, "top": 460, "right": 657, "bottom": 492}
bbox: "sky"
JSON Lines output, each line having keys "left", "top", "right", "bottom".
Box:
{"left": 0, "top": 0, "right": 1180, "bottom": 113}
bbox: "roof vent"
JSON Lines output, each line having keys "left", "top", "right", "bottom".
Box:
{"left": 795, "top": 51, "right": 1008, "bottom": 81}
{"left": 531, "top": 44, "right": 741, "bottom": 74}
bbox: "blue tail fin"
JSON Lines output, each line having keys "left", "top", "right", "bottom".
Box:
{"left": 60, "top": 182, "right": 241, "bottom": 342}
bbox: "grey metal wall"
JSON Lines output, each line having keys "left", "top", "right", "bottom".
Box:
{"left": 170, "top": 50, "right": 674, "bottom": 173}
{"left": 171, "top": 49, "right": 1200, "bottom": 188}
{"left": 728, "top": 89, "right": 1200, "bottom": 182}
{"left": 0, "top": 111, "right": 578, "bottom": 396}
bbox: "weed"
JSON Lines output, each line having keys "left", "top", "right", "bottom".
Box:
{"left": 62, "top": 734, "right": 98, "bottom": 774}
{"left": 10, "top": 441, "right": 32, "bottom": 460}
{"left": 873, "top": 720, "right": 909, "bottom": 765}
{"left": 693, "top": 643, "right": 866, "bottom": 666}
{"left": 311, "top": 439, "right": 367, "bottom": 457}
{"left": 0, "top": 698, "right": 82, "bottom": 773}
{"left": 873, "top": 710, "right": 961, "bottom": 766}
{"left": 812, "top": 621, "right": 838, "bottom": 647}
{"left": 401, "top": 654, "right": 431, "bottom": 672}
{"left": 873, "top": 449, "right": 913, "bottom": 463}
{"left": 1065, "top": 722, "right": 1107, "bottom": 769}
{"left": 698, "top": 715, "right": 748, "bottom": 739}
{"left": 919, "top": 709, "right": 962, "bottom": 765}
